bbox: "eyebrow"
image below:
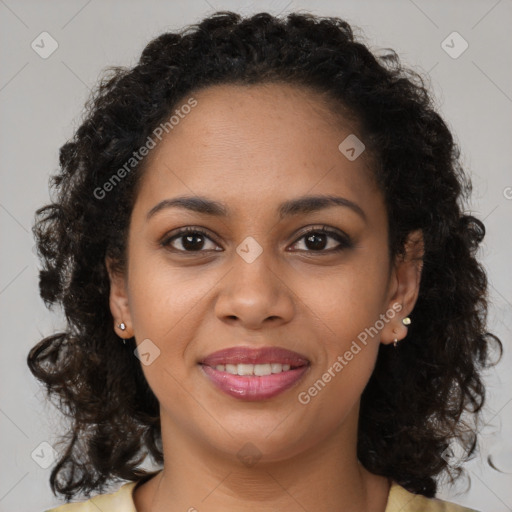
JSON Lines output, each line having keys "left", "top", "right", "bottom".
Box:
{"left": 146, "top": 194, "right": 367, "bottom": 222}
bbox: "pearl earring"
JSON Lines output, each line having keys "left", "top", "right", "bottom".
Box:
{"left": 402, "top": 317, "right": 411, "bottom": 326}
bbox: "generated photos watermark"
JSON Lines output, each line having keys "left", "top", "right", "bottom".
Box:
{"left": 297, "top": 303, "right": 403, "bottom": 405}
{"left": 93, "top": 96, "right": 197, "bottom": 200}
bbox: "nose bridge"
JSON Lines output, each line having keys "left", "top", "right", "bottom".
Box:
{"left": 215, "top": 237, "right": 294, "bottom": 327}
{"left": 234, "top": 240, "right": 275, "bottom": 293}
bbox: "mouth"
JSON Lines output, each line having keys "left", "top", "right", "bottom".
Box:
{"left": 198, "top": 346, "right": 310, "bottom": 400}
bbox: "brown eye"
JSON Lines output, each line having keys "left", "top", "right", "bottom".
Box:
{"left": 290, "top": 227, "right": 353, "bottom": 253}
{"left": 161, "top": 227, "right": 221, "bottom": 252}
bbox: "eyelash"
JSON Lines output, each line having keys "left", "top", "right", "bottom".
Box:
{"left": 160, "top": 225, "right": 353, "bottom": 255}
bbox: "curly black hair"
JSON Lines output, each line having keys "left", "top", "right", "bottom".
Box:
{"left": 28, "top": 10, "right": 503, "bottom": 502}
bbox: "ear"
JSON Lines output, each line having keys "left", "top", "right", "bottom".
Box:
{"left": 105, "top": 256, "right": 134, "bottom": 339}
{"left": 381, "top": 229, "right": 424, "bottom": 345}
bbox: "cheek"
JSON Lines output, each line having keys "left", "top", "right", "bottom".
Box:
{"left": 292, "top": 250, "right": 389, "bottom": 407}
{"left": 125, "top": 257, "right": 202, "bottom": 409}
{"left": 296, "top": 254, "right": 389, "bottom": 343}
{"left": 296, "top": 283, "right": 384, "bottom": 430}
{"left": 127, "top": 248, "right": 204, "bottom": 337}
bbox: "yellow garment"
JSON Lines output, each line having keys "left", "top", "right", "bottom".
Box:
{"left": 45, "top": 479, "right": 479, "bottom": 512}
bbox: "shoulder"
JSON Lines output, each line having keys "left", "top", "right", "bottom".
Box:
{"left": 386, "top": 481, "right": 480, "bottom": 512}
{"left": 44, "top": 482, "right": 138, "bottom": 512}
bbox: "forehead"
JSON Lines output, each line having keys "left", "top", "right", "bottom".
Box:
{"left": 133, "top": 82, "right": 381, "bottom": 218}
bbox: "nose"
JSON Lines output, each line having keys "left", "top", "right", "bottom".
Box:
{"left": 214, "top": 251, "right": 295, "bottom": 330}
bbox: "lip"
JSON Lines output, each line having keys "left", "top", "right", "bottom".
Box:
{"left": 199, "top": 346, "right": 310, "bottom": 367}
{"left": 200, "top": 364, "right": 310, "bottom": 401}
{"left": 198, "top": 346, "right": 310, "bottom": 401}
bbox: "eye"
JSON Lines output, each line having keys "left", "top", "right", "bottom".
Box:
{"left": 162, "top": 225, "right": 352, "bottom": 254}
{"left": 161, "top": 227, "right": 221, "bottom": 253}
{"left": 289, "top": 226, "right": 353, "bottom": 253}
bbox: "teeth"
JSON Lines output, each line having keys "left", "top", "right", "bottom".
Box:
{"left": 254, "top": 364, "right": 272, "bottom": 376}
{"left": 215, "top": 363, "right": 292, "bottom": 376}
{"left": 271, "top": 363, "right": 283, "bottom": 373}
{"left": 237, "top": 363, "right": 254, "bottom": 376}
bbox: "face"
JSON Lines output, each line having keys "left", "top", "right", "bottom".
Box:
{"left": 107, "top": 83, "right": 422, "bottom": 463}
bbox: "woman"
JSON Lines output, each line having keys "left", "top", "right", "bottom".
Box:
{"left": 29, "top": 10, "right": 501, "bottom": 512}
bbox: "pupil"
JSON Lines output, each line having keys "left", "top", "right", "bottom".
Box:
{"left": 183, "top": 234, "right": 204, "bottom": 250}
{"left": 306, "top": 232, "right": 326, "bottom": 250}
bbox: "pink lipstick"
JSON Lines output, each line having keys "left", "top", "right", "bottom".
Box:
{"left": 199, "top": 346, "right": 310, "bottom": 401}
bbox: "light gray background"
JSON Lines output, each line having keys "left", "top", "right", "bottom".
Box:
{"left": 1, "top": 1, "right": 511, "bottom": 511}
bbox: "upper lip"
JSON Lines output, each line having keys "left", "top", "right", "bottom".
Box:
{"left": 200, "top": 346, "right": 310, "bottom": 367}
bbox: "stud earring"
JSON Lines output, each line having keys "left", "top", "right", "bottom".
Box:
{"left": 402, "top": 317, "right": 411, "bottom": 326}
{"left": 117, "top": 322, "right": 127, "bottom": 345}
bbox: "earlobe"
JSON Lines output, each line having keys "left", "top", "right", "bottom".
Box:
{"left": 105, "top": 256, "right": 133, "bottom": 338}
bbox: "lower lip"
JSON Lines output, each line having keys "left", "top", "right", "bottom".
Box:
{"left": 199, "top": 364, "right": 310, "bottom": 401}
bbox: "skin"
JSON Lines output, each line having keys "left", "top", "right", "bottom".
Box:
{"left": 106, "top": 82, "right": 424, "bottom": 512}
